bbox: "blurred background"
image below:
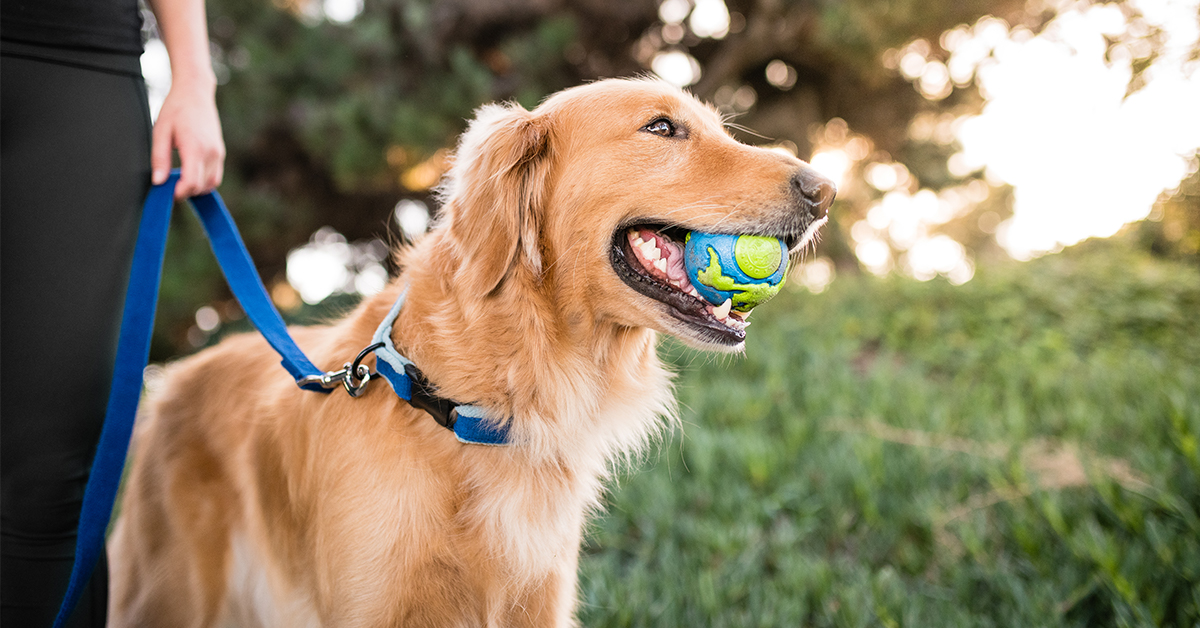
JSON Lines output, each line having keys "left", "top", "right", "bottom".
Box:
{"left": 141, "top": 0, "right": 1199, "bottom": 624}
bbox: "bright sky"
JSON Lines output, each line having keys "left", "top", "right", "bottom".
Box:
{"left": 652, "top": 0, "right": 729, "bottom": 86}
{"left": 140, "top": 39, "right": 171, "bottom": 121}
{"left": 956, "top": 0, "right": 1200, "bottom": 259}
{"left": 285, "top": 227, "right": 388, "bottom": 304}
{"left": 834, "top": 0, "right": 1200, "bottom": 282}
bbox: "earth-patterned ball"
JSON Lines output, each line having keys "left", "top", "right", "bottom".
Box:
{"left": 684, "top": 232, "right": 789, "bottom": 312}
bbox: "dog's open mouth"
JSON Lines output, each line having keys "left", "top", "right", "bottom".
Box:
{"left": 610, "top": 224, "right": 749, "bottom": 346}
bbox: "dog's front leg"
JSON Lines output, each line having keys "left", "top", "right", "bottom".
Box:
{"left": 488, "top": 547, "right": 581, "bottom": 628}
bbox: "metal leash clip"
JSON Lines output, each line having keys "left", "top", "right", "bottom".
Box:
{"left": 297, "top": 342, "right": 384, "bottom": 398}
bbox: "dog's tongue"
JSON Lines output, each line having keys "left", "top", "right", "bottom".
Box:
{"left": 628, "top": 228, "right": 694, "bottom": 293}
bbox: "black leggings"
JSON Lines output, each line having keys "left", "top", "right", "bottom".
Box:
{"left": 2, "top": 45, "right": 151, "bottom": 627}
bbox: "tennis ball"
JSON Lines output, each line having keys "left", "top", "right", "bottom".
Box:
{"left": 684, "top": 232, "right": 788, "bottom": 312}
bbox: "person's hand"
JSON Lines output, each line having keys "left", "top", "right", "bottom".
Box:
{"left": 151, "top": 76, "right": 225, "bottom": 199}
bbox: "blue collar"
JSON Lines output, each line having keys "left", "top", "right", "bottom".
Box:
{"left": 369, "top": 288, "right": 512, "bottom": 446}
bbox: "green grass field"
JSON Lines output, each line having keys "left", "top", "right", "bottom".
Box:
{"left": 577, "top": 239, "right": 1200, "bottom": 627}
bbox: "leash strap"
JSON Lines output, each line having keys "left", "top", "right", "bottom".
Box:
{"left": 51, "top": 174, "right": 174, "bottom": 628}
{"left": 188, "top": 186, "right": 330, "bottom": 392}
{"left": 53, "top": 171, "right": 327, "bottom": 627}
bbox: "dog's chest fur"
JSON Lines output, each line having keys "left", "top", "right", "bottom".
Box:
{"left": 442, "top": 327, "right": 677, "bottom": 580}
{"left": 222, "top": 321, "right": 677, "bottom": 625}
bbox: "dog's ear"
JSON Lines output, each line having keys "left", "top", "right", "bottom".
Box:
{"left": 442, "top": 103, "right": 550, "bottom": 297}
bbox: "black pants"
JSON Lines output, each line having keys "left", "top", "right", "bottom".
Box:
{"left": 2, "top": 43, "right": 151, "bottom": 627}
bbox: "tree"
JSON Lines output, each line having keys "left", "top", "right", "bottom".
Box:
{"left": 151, "top": 0, "right": 1198, "bottom": 358}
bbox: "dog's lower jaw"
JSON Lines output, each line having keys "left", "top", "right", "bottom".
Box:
{"left": 608, "top": 235, "right": 747, "bottom": 351}
{"left": 668, "top": 318, "right": 747, "bottom": 353}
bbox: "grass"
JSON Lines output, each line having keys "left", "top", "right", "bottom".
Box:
{"left": 577, "top": 238, "right": 1200, "bottom": 627}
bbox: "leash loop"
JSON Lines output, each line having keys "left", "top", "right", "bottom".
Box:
{"left": 345, "top": 341, "right": 384, "bottom": 397}
{"left": 353, "top": 341, "right": 385, "bottom": 373}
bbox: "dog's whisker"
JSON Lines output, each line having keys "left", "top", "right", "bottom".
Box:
{"left": 724, "top": 122, "right": 773, "bottom": 141}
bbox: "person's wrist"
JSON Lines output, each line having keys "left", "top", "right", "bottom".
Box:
{"left": 169, "top": 66, "right": 218, "bottom": 94}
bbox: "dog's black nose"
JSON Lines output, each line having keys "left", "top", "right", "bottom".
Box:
{"left": 792, "top": 168, "right": 837, "bottom": 221}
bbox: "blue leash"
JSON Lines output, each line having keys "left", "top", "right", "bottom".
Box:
{"left": 54, "top": 171, "right": 509, "bottom": 626}
{"left": 52, "top": 171, "right": 329, "bottom": 627}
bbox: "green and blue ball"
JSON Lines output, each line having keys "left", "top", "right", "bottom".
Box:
{"left": 684, "top": 232, "right": 789, "bottom": 312}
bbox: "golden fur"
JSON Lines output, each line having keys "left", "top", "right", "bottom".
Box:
{"left": 109, "top": 78, "right": 830, "bottom": 627}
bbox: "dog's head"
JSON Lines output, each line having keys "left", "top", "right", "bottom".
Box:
{"left": 435, "top": 78, "right": 835, "bottom": 353}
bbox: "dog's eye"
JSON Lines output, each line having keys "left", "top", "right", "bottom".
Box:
{"left": 644, "top": 119, "right": 676, "bottom": 137}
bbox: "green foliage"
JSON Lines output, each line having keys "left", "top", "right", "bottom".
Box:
{"left": 578, "top": 239, "right": 1200, "bottom": 626}
{"left": 153, "top": 0, "right": 607, "bottom": 357}
{"left": 1135, "top": 164, "right": 1200, "bottom": 265}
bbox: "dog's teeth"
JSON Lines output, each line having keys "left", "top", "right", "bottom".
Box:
{"left": 654, "top": 258, "right": 667, "bottom": 273}
{"left": 713, "top": 299, "right": 732, "bottom": 320}
{"left": 721, "top": 309, "right": 749, "bottom": 330}
{"left": 639, "top": 240, "right": 660, "bottom": 261}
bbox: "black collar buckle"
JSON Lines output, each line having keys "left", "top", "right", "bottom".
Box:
{"left": 402, "top": 363, "right": 459, "bottom": 430}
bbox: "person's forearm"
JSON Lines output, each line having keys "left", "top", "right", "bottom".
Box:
{"left": 148, "top": 0, "right": 216, "bottom": 91}
{"left": 146, "top": 0, "right": 224, "bottom": 195}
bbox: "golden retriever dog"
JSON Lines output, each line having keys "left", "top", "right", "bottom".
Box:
{"left": 108, "top": 78, "right": 835, "bottom": 627}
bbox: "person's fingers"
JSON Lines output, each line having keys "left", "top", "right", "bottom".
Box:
{"left": 190, "top": 145, "right": 223, "bottom": 197}
{"left": 171, "top": 147, "right": 225, "bottom": 199}
{"left": 152, "top": 87, "right": 224, "bottom": 197}
{"left": 208, "top": 139, "right": 226, "bottom": 192}
{"left": 206, "top": 141, "right": 223, "bottom": 190}
{"left": 206, "top": 155, "right": 224, "bottom": 192}
{"left": 151, "top": 120, "right": 174, "bottom": 186}
{"left": 176, "top": 140, "right": 206, "bottom": 199}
